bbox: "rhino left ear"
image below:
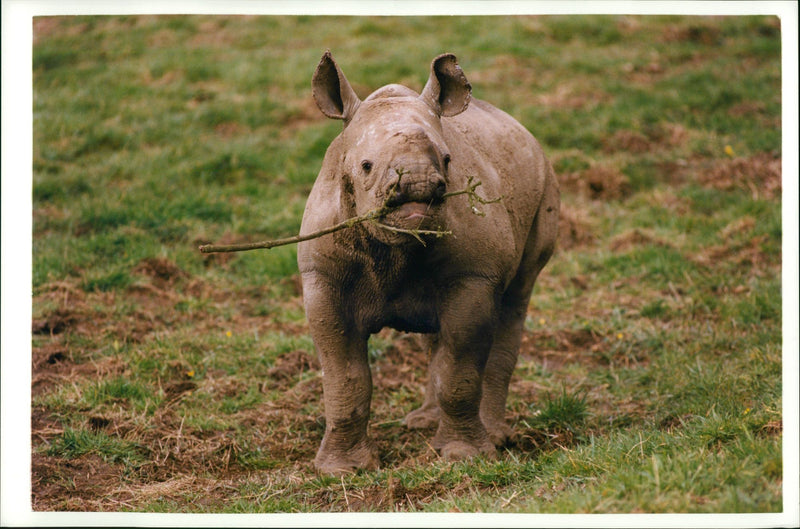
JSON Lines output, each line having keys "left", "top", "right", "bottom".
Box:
{"left": 420, "top": 53, "right": 472, "bottom": 117}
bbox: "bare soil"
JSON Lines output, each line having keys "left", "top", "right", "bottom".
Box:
{"left": 30, "top": 252, "right": 604, "bottom": 511}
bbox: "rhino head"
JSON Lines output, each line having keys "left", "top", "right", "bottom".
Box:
{"left": 311, "top": 51, "right": 472, "bottom": 243}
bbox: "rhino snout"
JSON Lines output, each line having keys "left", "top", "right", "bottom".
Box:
{"left": 385, "top": 171, "right": 447, "bottom": 207}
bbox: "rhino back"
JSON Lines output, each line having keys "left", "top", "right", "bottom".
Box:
{"left": 441, "top": 98, "right": 549, "bottom": 258}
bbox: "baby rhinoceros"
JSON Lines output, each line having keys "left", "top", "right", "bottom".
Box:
{"left": 297, "top": 51, "right": 559, "bottom": 475}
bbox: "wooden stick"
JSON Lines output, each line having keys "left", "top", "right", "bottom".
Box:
{"left": 199, "top": 213, "right": 376, "bottom": 253}
{"left": 198, "top": 176, "right": 495, "bottom": 254}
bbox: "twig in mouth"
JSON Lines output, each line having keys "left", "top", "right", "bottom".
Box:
{"left": 198, "top": 173, "right": 498, "bottom": 254}
{"left": 373, "top": 223, "right": 453, "bottom": 246}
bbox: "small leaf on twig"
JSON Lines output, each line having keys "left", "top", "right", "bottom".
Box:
{"left": 442, "top": 175, "right": 502, "bottom": 217}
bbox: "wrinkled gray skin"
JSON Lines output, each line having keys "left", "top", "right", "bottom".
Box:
{"left": 297, "top": 51, "right": 559, "bottom": 475}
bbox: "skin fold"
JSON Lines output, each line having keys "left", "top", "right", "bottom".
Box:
{"left": 297, "top": 51, "right": 560, "bottom": 475}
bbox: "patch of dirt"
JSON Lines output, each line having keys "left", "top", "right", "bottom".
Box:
{"left": 214, "top": 121, "right": 249, "bottom": 138}
{"left": 467, "top": 54, "right": 539, "bottom": 93}
{"left": 32, "top": 454, "right": 124, "bottom": 511}
{"left": 32, "top": 446, "right": 266, "bottom": 511}
{"left": 557, "top": 204, "right": 597, "bottom": 250}
{"left": 760, "top": 420, "right": 782, "bottom": 437}
{"left": 728, "top": 101, "right": 767, "bottom": 117}
{"left": 194, "top": 232, "right": 245, "bottom": 267}
{"left": 31, "top": 406, "right": 64, "bottom": 447}
{"left": 33, "top": 17, "right": 90, "bottom": 44}
{"left": 32, "top": 270, "right": 185, "bottom": 350}
{"left": 313, "top": 473, "right": 472, "bottom": 512}
{"left": 111, "top": 474, "right": 239, "bottom": 509}
{"left": 659, "top": 413, "right": 694, "bottom": 432}
{"left": 535, "top": 84, "right": 610, "bottom": 110}
{"left": 661, "top": 23, "right": 722, "bottom": 45}
{"left": 560, "top": 165, "right": 631, "bottom": 201}
{"left": 533, "top": 480, "right": 569, "bottom": 502}
{"left": 32, "top": 282, "right": 90, "bottom": 335}
{"left": 31, "top": 307, "right": 80, "bottom": 336}
{"left": 280, "top": 97, "right": 327, "bottom": 139}
{"left": 657, "top": 123, "right": 690, "bottom": 147}
{"left": 133, "top": 257, "right": 189, "bottom": 289}
{"left": 691, "top": 214, "right": 777, "bottom": 276}
{"left": 268, "top": 349, "right": 319, "bottom": 379}
{"left": 189, "top": 19, "right": 238, "bottom": 48}
{"left": 603, "top": 130, "right": 652, "bottom": 154}
{"left": 373, "top": 333, "right": 430, "bottom": 391}
{"left": 32, "top": 343, "right": 70, "bottom": 371}
{"left": 515, "top": 426, "right": 581, "bottom": 453}
{"left": 692, "top": 234, "right": 774, "bottom": 271}
{"left": 163, "top": 380, "right": 198, "bottom": 399}
{"left": 609, "top": 228, "right": 675, "bottom": 253}
{"left": 603, "top": 123, "right": 689, "bottom": 155}
{"left": 267, "top": 349, "right": 319, "bottom": 389}
{"left": 622, "top": 60, "right": 667, "bottom": 85}
{"left": 146, "top": 27, "right": 179, "bottom": 48}
{"left": 719, "top": 216, "right": 756, "bottom": 239}
{"left": 32, "top": 346, "right": 128, "bottom": 397}
{"left": 520, "top": 328, "right": 605, "bottom": 371}
{"left": 583, "top": 166, "right": 631, "bottom": 200}
{"left": 699, "top": 152, "right": 781, "bottom": 200}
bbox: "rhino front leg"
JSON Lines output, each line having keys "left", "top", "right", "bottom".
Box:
{"left": 303, "top": 276, "right": 379, "bottom": 475}
{"left": 430, "top": 279, "right": 498, "bottom": 461}
{"left": 313, "top": 335, "right": 378, "bottom": 475}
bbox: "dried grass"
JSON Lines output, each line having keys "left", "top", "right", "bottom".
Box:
{"left": 700, "top": 152, "right": 781, "bottom": 200}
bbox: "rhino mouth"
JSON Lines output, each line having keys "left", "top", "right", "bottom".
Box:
{"left": 378, "top": 174, "right": 446, "bottom": 233}
{"left": 382, "top": 200, "right": 441, "bottom": 231}
{"left": 395, "top": 201, "right": 432, "bottom": 220}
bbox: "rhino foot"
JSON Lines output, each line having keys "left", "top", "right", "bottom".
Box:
{"left": 404, "top": 404, "right": 440, "bottom": 429}
{"left": 432, "top": 421, "right": 496, "bottom": 462}
{"left": 483, "top": 419, "right": 515, "bottom": 447}
{"left": 440, "top": 440, "right": 497, "bottom": 462}
{"left": 313, "top": 440, "right": 380, "bottom": 476}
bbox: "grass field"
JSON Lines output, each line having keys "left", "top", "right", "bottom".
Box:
{"left": 28, "top": 14, "right": 785, "bottom": 513}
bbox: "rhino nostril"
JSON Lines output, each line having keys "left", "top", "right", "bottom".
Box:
{"left": 386, "top": 190, "right": 407, "bottom": 208}
{"left": 433, "top": 179, "right": 446, "bottom": 201}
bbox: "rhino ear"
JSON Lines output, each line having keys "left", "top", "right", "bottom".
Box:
{"left": 312, "top": 50, "right": 362, "bottom": 123}
{"left": 420, "top": 53, "right": 472, "bottom": 117}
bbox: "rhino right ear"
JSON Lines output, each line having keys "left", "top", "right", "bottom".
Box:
{"left": 312, "top": 50, "right": 362, "bottom": 123}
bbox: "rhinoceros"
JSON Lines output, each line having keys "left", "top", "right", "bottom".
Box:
{"left": 297, "top": 51, "right": 559, "bottom": 474}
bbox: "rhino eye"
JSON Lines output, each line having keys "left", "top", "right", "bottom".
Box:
{"left": 361, "top": 160, "right": 373, "bottom": 173}
{"left": 443, "top": 154, "right": 451, "bottom": 170}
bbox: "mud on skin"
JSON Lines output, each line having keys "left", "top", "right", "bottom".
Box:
{"left": 297, "top": 51, "right": 560, "bottom": 475}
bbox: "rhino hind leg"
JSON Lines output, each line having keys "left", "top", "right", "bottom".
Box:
{"left": 405, "top": 334, "right": 441, "bottom": 429}
{"left": 479, "top": 300, "right": 528, "bottom": 446}
{"left": 404, "top": 397, "right": 441, "bottom": 429}
{"left": 480, "top": 166, "right": 560, "bottom": 447}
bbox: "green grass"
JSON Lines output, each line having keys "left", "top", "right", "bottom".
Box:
{"left": 30, "top": 14, "right": 783, "bottom": 513}
{"left": 47, "top": 427, "right": 146, "bottom": 467}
